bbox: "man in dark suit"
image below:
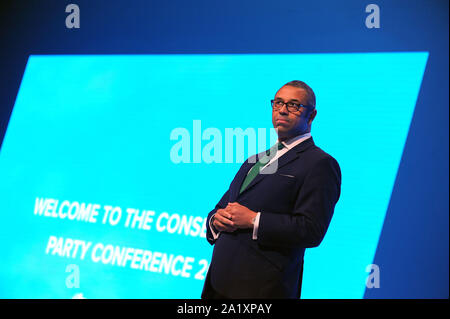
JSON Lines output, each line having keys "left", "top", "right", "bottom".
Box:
{"left": 201, "top": 80, "right": 341, "bottom": 299}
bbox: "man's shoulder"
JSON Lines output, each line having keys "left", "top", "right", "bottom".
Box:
{"left": 309, "top": 144, "right": 337, "bottom": 161}
{"left": 303, "top": 143, "right": 340, "bottom": 172}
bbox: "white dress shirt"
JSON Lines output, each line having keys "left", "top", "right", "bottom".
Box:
{"left": 209, "top": 132, "right": 312, "bottom": 241}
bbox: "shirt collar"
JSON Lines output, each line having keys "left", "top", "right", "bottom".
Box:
{"left": 278, "top": 132, "right": 312, "bottom": 150}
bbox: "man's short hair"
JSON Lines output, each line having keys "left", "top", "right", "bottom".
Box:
{"left": 283, "top": 80, "right": 316, "bottom": 108}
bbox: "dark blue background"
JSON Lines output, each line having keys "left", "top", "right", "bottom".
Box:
{"left": 0, "top": 0, "right": 448, "bottom": 298}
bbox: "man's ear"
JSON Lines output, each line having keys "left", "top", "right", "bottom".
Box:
{"left": 308, "top": 109, "right": 317, "bottom": 125}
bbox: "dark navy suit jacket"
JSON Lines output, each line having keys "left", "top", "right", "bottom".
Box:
{"left": 202, "top": 137, "right": 341, "bottom": 298}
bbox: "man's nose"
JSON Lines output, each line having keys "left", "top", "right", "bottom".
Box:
{"left": 278, "top": 104, "right": 289, "bottom": 114}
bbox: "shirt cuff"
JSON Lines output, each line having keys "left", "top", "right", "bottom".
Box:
{"left": 252, "top": 212, "right": 261, "bottom": 240}
{"left": 209, "top": 213, "right": 221, "bottom": 240}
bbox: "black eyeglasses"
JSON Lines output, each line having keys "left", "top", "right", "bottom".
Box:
{"left": 271, "top": 99, "right": 314, "bottom": 113}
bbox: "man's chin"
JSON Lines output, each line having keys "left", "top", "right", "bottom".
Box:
{"left": 275, "top": 125, "right": 290, "bottom": 134}
{"left": 275, "top": 128, "right": 290, "bottom": 140}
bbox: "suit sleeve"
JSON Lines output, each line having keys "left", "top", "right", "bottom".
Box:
{"left": 257, "top": 156, "right": 341, "bottom": 248}
{"left": 205, "top": 189, "right": 230, "bottom": 245}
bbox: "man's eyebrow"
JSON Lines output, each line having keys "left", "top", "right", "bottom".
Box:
{"left": 275, "top": 97, "right": 301, "bottom": 103}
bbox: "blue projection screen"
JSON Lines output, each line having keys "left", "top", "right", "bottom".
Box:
{"left": 0, "top": 53, "right": 427, "bottom": 298}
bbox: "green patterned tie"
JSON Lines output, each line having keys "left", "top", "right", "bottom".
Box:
{"left": 239, "top": 142, "right": 285, "bottom": 194}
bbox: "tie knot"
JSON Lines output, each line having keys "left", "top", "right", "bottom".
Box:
{"left": 265, "top": 142, "right": 285, "bottom": 156}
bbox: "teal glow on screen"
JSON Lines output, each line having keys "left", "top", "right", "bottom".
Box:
{"left": 0, "top": 53, "right": 428, "bottom": 298}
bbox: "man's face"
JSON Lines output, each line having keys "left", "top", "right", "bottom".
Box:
{"left": 271, "top": 85, "right": 316, "bottom": 140}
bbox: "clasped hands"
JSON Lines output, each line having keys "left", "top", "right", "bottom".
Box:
{"left": 212, "top": 202, "right": 258, "bottom": 232}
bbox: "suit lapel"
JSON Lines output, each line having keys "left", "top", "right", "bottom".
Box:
{"left": 229, "top": 160, "right": 253, "bottom": 202}
{"left": 236, "top": 137, "right": 315, "bottom": 197}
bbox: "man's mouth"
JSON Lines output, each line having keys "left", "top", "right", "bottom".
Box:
{"left": 276, "top": 118, "right": 289, "bottom": 125}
